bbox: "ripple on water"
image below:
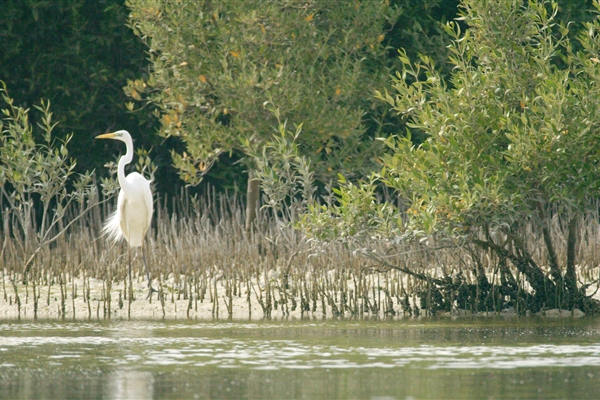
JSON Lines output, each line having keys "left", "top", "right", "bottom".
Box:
{"left": 3, "top": 334, "right": 600, "bottom": 370}
{"left": 3, "top": 319, "right": 600, "bottom": 373}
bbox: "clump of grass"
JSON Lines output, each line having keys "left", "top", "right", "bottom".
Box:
{"left": 0, "top": 185, "right": 380, "bottom": 318}
{"left": 3, "top": 183, "right": 600, "bottom": 320}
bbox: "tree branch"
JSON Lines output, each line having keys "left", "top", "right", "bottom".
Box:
{"left": 358, "top": 249, "right": 446, "bottom": 286}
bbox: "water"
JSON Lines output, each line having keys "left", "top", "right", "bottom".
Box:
{"left": 1, "top": 317, "right": 600, "bottom": 399}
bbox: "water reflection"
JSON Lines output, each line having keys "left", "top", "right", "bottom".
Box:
{"left": 106, "top": 370, "right": 154, "bottom": 400}
{"left": 1, "top": 318, "right": 600, "bottom": 399}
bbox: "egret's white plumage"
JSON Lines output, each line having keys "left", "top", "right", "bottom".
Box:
{"left": 96, "top": 130, "right": 154, "bottom": 298}
{"left": 103, "top": 171, "right": 153, "bottom": 247}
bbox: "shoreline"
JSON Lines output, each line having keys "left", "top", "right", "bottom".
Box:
{"left": 0, "top": 274, "right": 592, "bottom": 321}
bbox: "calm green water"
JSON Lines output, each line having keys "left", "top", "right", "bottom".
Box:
{"left": 1, "top": 317, "right": 600, "bottom": 399}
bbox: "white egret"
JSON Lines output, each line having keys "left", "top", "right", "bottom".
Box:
{"left": 96, "top": 130, "right": 154, "bottom": 300}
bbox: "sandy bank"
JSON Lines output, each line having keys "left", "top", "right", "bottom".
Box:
{"left": 1, "top": 272, "right": 594, "bottom": 321}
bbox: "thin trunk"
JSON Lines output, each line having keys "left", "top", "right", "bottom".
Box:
{"left": 245, "top": 171, "right": 260, "bottom": 233}
{"left": 536, "top": 201, "right": 562, "bottom": 283}
{"left": 565, "top": 215, "right": 579, "bottom": 302}
{"left": 499, "top": 253, "right": 519, "bottom": 295}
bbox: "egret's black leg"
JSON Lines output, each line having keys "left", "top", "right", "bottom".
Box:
{"left": 127, "top": 244, "right": 133, "bottom": 298}
{"left": 142, "top": 245, "right": 157, "bottom": 300}
{"left": 127, "top": 243, "right": 133, "bottom": 318}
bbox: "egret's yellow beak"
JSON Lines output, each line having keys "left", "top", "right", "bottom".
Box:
{"left": 95, "top": 132, "right": 118, "bottom": 139}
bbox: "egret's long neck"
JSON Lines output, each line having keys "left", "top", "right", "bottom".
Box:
{"left": 117, "top": 138, "right": 134, "bottom": 192}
